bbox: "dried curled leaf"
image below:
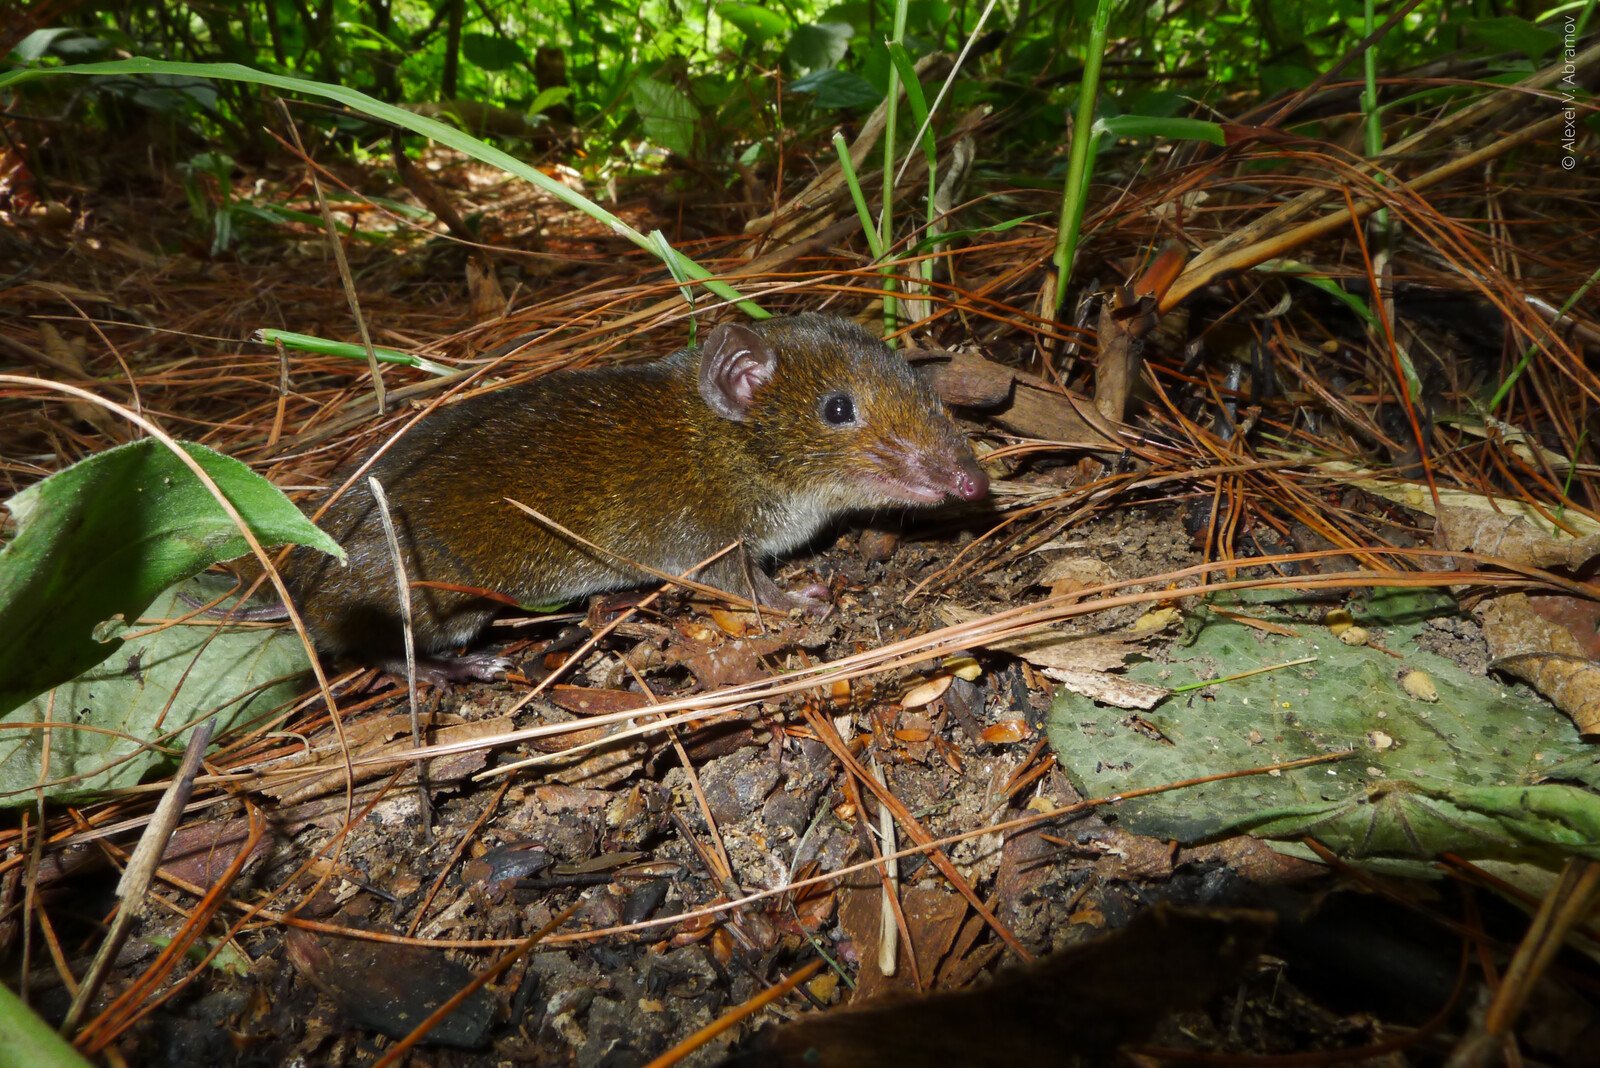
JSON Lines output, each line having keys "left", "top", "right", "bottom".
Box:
{"left": 1476, "top": 594, "right": 1600, "bottom": 735}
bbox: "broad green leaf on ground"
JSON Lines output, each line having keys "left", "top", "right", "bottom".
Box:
{"left": 1047, "top": 588, "right": 1600, "bottom": 866}
{"left": 0, "top": 438, "right": 339, "bottom": 717}
{"left": 0, "top": 585, "right": 308, "bottom": 807}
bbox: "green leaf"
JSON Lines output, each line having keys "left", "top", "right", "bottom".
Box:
{"left": 145, "top": 933, "right": 253, "bottom": 976}
{"left": 11, "top": 28, "right": 88, "bottom": 62}
{"left": 1255, "top": 259, "right": 1378, "bottom": 328}
{"left": 886, "top": 42, "right": 935, "bottom": 168}
{"left": 820, "top": 2, "right": 869, "bottom": 24}
{"left": 0, "top": 585, "right": 309, "bottom": 806}
{"left": 630, "top": 75, "right": 698, "bottom": 157}
{"left": 128, "top": 73, "right": 219, "bottom": 115}
{"left": 790, "top": 68, "right": 881, "bottom": 109}
{"left": 461, "top": 32, "right": 527, "bottom": 72}
{"left": 1046, "top": 587, "right": 1600, "bottom": 867}
{"left": 786, "top": 22, "right": 853, "bottom": 71}
{"left": 45, "top": 34, "right": 110, "bottom": 59}
{"left": 718, "top": 2, "right": 792, "bottom": 42}
{"left": 233, "top": 202, "right": 389, "bottom": 242}
{"left": 905, "top": 212, "right": 1049, "bottom": 253}
{"left": 1464, "top": 17, "right": 1560, "bottom": 62}
{"left": 253, "top": 328, "right": 456, "bottom": 376}
{"left": 528, "top": 85, "right": 572, "bottom": 116}
{"left": 0, "top": 439, "right": 341, "bottom": 718}
{"left": 0, "top": 980, "right": 93, "bottom": 1068}
{"left": 1094, "top": 114, "right": 1226, "bottom": 145}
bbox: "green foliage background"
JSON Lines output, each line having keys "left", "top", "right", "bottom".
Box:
{"left": 8, "top": 0, "right": 1542, "bottom": 172}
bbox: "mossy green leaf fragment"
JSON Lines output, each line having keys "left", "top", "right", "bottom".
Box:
{"left": 1047, "top": 587, "right": 1600, "bottom": 865}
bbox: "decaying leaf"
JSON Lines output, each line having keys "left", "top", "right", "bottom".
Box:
{"left": 659, "top": 617, "right": 832, "bottom": 690}
{"left": 1475, "top": 594, "right": 1600, "bottom": 735}
{"left": 942, "top": 655, "right": 982, "bottom": 681}
{"left": 922, "top": 349, "right": 1129, "bottom": 449}
{"left": 980, "top": 720, "right": 1031, "bottom": 744}
{"left": 1043, "top": 667, "right": 1169, "bottom": 709}
{"left": 260, "top": 713, "right": 513, "bottom": 804}
{"left": 1312, "top": 460, "right": 1600, "bottom": 545}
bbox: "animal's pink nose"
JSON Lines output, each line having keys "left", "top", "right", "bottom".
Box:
{"left": 953, "top": 458, "right": 989, "bottom": 501}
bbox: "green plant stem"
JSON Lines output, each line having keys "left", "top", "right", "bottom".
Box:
{"left": 1362, "top": 0, "right": 1388, "bottom": 232}
{"left": 834, "top": 133, "right": 886, "bottom": 260}
{"left": 253, "top": 329, "right": 456, "bottom": 376}
{"left": 886, "top": 43, "right": 938, "bottom": 316}
{"left": 876, "top": 0, "right": 911, "bottom": 335}
{"left": 1050, "top": 0, "right": 1114, "bottom": 313}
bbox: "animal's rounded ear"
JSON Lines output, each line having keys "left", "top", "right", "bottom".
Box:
{"left": 698, "top": 323, "right": 776, "bottom": 421}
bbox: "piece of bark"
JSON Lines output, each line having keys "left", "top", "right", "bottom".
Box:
{"left": 921, "top": 349, "right": 1127, "bottom": 449}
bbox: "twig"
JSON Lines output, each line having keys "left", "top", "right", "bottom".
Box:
{"left": 369, "top": 476, "right": 431, "bottom": 833}
{"left": 61, "top": 719, "right": 214, "bottom": 1033}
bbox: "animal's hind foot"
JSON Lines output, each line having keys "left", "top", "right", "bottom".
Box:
{"left": 383, "top": 651, "right": 512, "bottom": 686}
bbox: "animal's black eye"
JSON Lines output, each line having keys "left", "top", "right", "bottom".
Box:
{"left": 822, "top": 393, "right": 856, "bottom": 425}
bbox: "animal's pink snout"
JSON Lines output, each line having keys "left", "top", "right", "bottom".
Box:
{"left": 880, "top": 439, "right": 991, "bottom": 505}
{"left": 950, "top": 455, "right": 989, "bottom": 501}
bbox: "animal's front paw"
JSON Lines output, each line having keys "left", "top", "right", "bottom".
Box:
{"left": 749, "top": 571, "right": 833, "bottom": 617}
{"left": 780, "top": 580, "right": 833, "bottom": 615}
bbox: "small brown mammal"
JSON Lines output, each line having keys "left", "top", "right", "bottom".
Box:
{"left": 283, "top": 314, "right": 987, "bottom": 680}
